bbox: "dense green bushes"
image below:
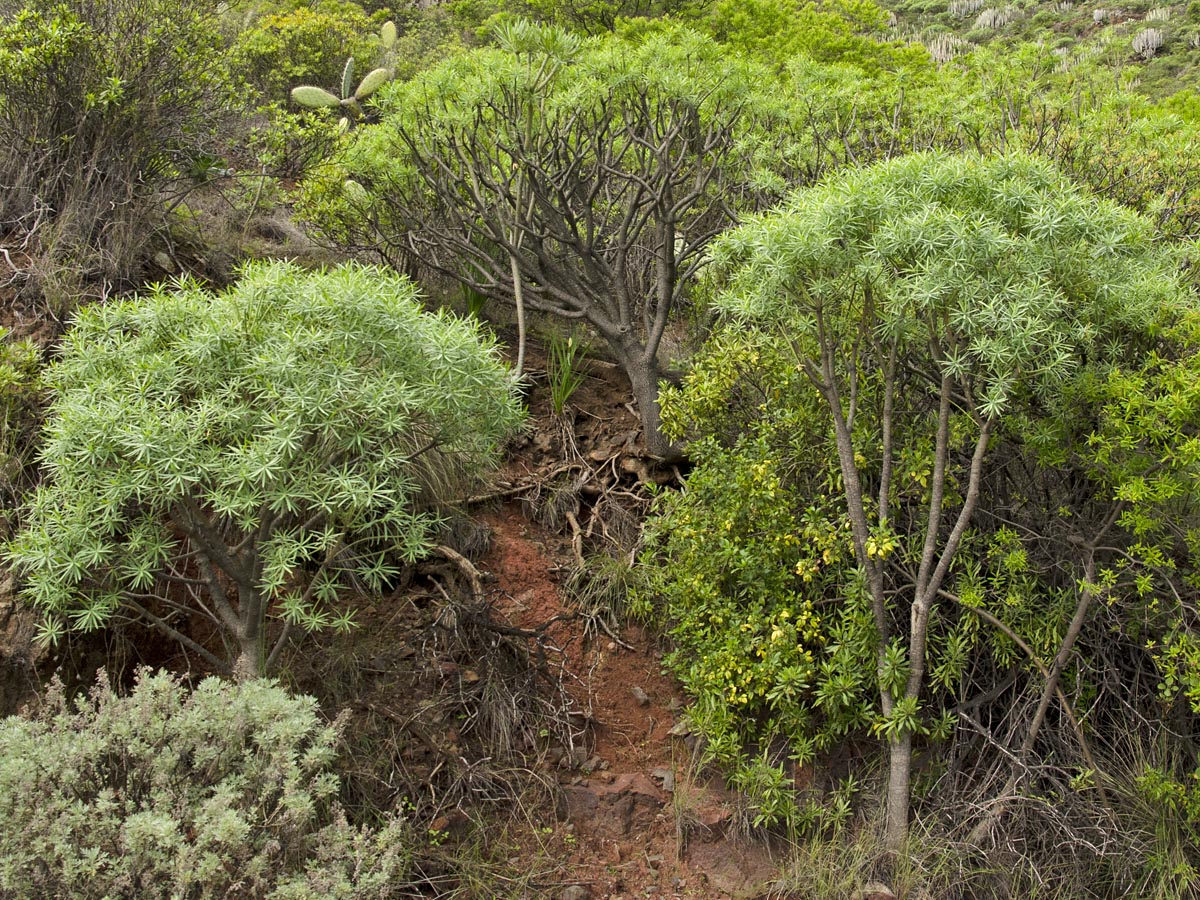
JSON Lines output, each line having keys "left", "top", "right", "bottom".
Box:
{"left": 0, "top": 669, "right": 416, "bottom": 899}
{"left": 704, "top": 0, "right": 928, "bottom": 72}
{"left": 229, "top": 0, "right": 386, "bottom": 103}
{"left": 0, "top": 0, "right": 238, "bottom": 291}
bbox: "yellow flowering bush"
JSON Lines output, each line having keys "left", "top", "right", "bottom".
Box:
{"left": 638, "top": 329, "right": 877, "bottom": 825}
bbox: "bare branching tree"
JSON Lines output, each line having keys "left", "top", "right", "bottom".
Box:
{"left": 323, "top": 23, "right": 776, "bottom": 457}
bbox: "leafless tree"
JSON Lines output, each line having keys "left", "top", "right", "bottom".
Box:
{"left": 349, "top": 33, "right": 756, "bottom": 457}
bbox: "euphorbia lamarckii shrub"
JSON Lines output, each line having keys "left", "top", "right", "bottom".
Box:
{"left": 5, "top": 261, "right": 524, "bottom": 679}
{"left": 300, "top": 21, "right": 786, "bottom": 457}
{"left": 663, "top": 151, "right": 1191, "bottom": 852}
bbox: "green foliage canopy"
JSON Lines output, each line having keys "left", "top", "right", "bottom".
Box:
{"left": 704, "top": 0, "right": 928, "bottom": 73}
{"left": 300, "top": 22, "right": 791, "bottom": 455}
{"left": 776, "top": 46, "right": 1200, "bottom": 239}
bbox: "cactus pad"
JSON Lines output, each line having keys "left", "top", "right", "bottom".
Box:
{"left": 291, "top": 85, "right": 342, "bottom": 108}
{"left": 355, "top": 67, "right": 394, "bottom": 101}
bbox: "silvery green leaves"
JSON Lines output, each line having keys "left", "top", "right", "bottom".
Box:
{"left": 0, "top": 670, "right": 417, "bottom": 897}
{"left": 5, "top": 261, "right": 524, "bottom": 676}
{"left": 492, "top": 17, "right": 581, "bottom": 63}
{"left": 701, "top": 151, "right": 1191, "bottom": 849}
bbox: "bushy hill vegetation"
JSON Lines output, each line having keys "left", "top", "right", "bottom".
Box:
{"left": 3, "top": 0, "right": 1200, "bottom": 896}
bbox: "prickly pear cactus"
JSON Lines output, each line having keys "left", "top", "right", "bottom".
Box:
{"left": 289, "top": 21, "right": 396, "bottom": 124}
{"left": 354, "top": 67, "right": 392, "bottom": 101}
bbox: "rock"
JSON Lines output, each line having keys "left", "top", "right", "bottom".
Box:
{"left": 695, "top": 801, "right": 734, "bottom": 836}
{"left": 684, "top": 838, "right": 776, "bottom": 899}
{"left": 620, "top": 455, "right": 655, "bottom": 484}
{"left": 560, "top": 783, "right": 600, "bottom": 822}
{"left": 557, "top": 745, "right": 590, "bottom": 770}
{"left": 560, "top": 886, "right": 591, "bottom": 900}
{"left": 558, "top": 772, "right": 666, "bottom": 836}
{"left": 679, "top": 782, "right": 741, "bottom": 844}
{"left": 584, "top": 754, "right": 606, "bottom": 773}
{"left": 631, "top": 686, "right": 650, "bottom": 707}
{"left": 856, "top": 883, "right": 896, "bottom": 900}
{"left": 428, "top": 808, "right": 470, "bottom": 838}
{"left": 649, "top": 766, "right": 674, "bottom": 792}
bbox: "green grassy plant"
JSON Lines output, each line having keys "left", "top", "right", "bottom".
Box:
{"left": 545, "top": 332, "right": 586, "bottom": 415}
{"left": 563, "top": 551, "right": 637, "bottom": 639}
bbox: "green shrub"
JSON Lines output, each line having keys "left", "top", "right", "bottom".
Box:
{"left": 703, "top": 0, "right": 930, "bottom": 72}
{"left": 0, "top": 669, "right": 417, "bottom": 899}
{"left": 0, "top": 0, "right": 239, "bottom": 291}
{"left": 640, "top": 329, "right": 875, "bottom": 827}
{"left": 5, "top": 261, "right": 525, "bottom": 679}
{"left": 250, "top": 104, "right": 348, "bottom": 180}
{"left": 229, "top": 1, "right": 382, "bottom": 104}
{"left": 518, "top": 0, "right": 711, "bottom": 33}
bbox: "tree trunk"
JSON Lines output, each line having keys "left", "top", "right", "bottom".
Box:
{"left": 885, "top": 730, "right": 914, "bottom": 854}
{"left": 233, "top": 637, "right": 264, "bottom": 682}
{"left": 509, "top": 251, "right": 527, "bottom": 378}
{"left": 234, "top": 592, "right": 265, "bottom": 682}
{"left": 621, "top": 351, "right": 676, "bottom": 460}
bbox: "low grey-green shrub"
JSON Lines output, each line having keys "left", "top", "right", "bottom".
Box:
{"left": 0, "top": 669, "right": 417, "bottom": 899}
